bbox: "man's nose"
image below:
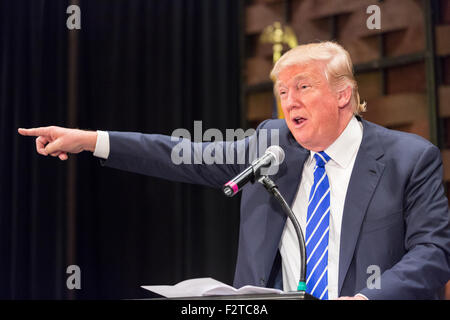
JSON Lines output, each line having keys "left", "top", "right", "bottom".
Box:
{"left": 285, "top": 90, "right": 301, "bottom": 111}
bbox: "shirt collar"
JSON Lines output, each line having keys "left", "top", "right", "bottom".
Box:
{"left": 307, "top": 116, "right": 363, "bottom": 169}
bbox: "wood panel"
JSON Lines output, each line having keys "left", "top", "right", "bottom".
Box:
{"left": 247, "top": 91, "right": 273, "bottom": 122}
{"left": 290, "top": 0, "right": 425, "bottom": 64}
{"left": 339, "top": 36, "right": 380, "bottom": 64}
{"left": 444, "top": 57, "right": 450, "bottom": 85}
{"left": 339, "top": 0, "right": 425, "bottom": 59}
{"left": 294, "top": 0, "right": 369, "bottom": 19}
{"left": 440, "top": 0, "right": 450, "bottom": 24}
{"left": 441, "top": 149, "right": 450, "bottom": 181}
{"left": 250, "top": 0, "right": 284, "bottom": 4}
{"left": 249, "top": 37, "right": 274, "bottom": 59}
{"left": 444, "top": 118, "right": 450, "bottom": 148}
{"left": 355, "top": 71, "right": 383, "bottom": 101}
{"left": 384, "top": 26, "right": 425, "bottom": 58}
{"left": 245, "top": 2, "right": 283, "bottom": 35}
{"left": 363, "top": 93, "right": 428, "bottom": 139}
{"left": 386, "top": 62, "right": 426, "bottom": 94}
{"left": 355, "top": 0, "right": 424, "bottom": 38}
{"left": 436, "top": 25, "right": 450, "bottom": 56}
{"left": 389, "top": 121, "right": 430, "bottom": 140}
{"left": 446, "top": 281, "right": 450, "bottom": 300}
{"left": 364, "top": 93, "right": 427, "bottom": 125}
{"left": 438, "top": 86, "right": 450, "bottom": 118}
{"left": 291, "top": 0, "right": 333, "bottom": 44}
{"left": 245, "top": 57, "right": 272, "bottom": 85}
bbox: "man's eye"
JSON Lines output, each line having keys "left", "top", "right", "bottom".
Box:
{"left": 300, "top": 84, "right": 310, "bottom": 89}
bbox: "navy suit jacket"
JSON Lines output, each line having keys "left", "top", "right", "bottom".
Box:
{"left": 101, "top": 118, "right": 450, "bottom": 299}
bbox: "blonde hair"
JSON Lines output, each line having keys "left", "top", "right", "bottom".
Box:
{"left": 270, "top": 41, "right": 366, "bottom": 115}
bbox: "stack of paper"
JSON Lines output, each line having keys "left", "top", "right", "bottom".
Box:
{"left": 141, "top": 277, "right": 283, "bottom": 298}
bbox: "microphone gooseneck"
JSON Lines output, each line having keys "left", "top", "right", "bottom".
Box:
{"left": 258, "top": 176, "right": 307, "bottom": 292}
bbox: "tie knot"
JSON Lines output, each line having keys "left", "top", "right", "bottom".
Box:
{"left": 314, "top": 151, "right": 330, "bottom": 168}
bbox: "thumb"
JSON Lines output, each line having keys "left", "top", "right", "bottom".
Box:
{"left": 44, "top": 138, "right": 63, "bottom": 155}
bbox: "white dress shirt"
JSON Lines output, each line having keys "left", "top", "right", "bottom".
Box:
{"left": 279, "top": 116, "right": 363, "bottom": 299}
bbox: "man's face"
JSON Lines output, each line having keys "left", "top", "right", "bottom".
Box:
{"left": 276, "top": 62, "right": 348, "bottom": 151}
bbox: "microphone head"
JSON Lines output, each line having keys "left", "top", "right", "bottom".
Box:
{"left": 266, "top": 145, "right": 285, "bottom": 165}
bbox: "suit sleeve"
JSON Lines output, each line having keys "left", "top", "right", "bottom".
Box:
{"left": 360, "top": 145, "right": 450, "bottom": 299}
{"left": 99, "top": 121, "right": 270, "bottom": 189}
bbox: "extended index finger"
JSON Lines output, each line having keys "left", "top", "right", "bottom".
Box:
{"left": 18, "top": 127, "right": 51, "bottom": 137}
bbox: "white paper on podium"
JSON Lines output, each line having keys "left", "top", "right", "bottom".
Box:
{"left": 141, "top": 277, "right": 283, "bottom": 298}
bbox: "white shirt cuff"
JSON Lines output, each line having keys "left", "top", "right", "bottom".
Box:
{"left": 93, "top": 130, "right": 110, "bottom": 159}
{"left": 355, "top": 293, "right": 369, "bottom": 300}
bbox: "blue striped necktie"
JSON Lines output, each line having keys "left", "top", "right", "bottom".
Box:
{"left": 306, "top": 151, "right": 331, "bottom": 300}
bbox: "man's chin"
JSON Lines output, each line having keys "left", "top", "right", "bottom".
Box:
{"left": 292, "top": 134, "right": 310, "bottom": 149}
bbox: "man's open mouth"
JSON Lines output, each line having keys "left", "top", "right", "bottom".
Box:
{"left": 292, "top": 116, "right": 307, "bottom": 127}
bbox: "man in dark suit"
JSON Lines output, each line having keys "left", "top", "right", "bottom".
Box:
{"left": 19, "top": 42, "right": 450, "bottom": 299}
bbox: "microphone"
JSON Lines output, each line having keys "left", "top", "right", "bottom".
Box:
{"left": 223, "top": 145, "right": 285, "bottom": 197}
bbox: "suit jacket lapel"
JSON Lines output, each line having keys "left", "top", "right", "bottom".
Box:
{"left": 338, "top": 120, "right": 385, "bottom": 295}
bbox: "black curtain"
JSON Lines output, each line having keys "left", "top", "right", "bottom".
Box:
{"left": 1, "top": 0, "right": 242, "bottom": 299}
{"left": 0, "top": 0, "right": 69, "bottom": 299}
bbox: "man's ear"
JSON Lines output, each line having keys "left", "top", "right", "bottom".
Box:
{"left": 337, "top": 86, "right": 352, "bottom": 108}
